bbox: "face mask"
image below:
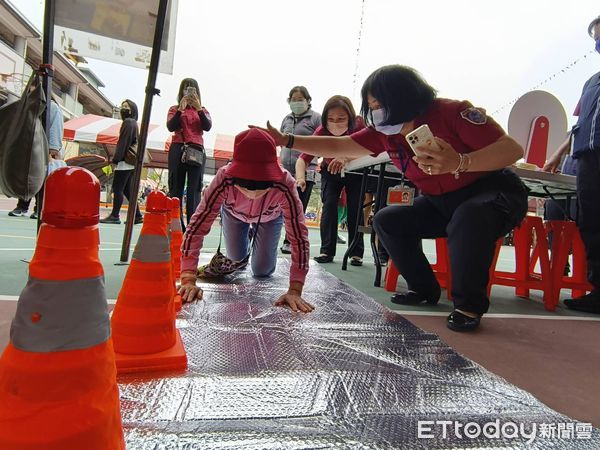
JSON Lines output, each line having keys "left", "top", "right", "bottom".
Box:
{"left": 120, "top": 109, "right": 131, "bottom": 120}
{"left": 327, "top": 122, "right": 348, "bottom": 136}
{"left": 290, "top": 100, "right": 308, "bottom": 115}
{"left": 596, "top": 38, "right": 600, "bottom": 54}
{"left": 371, "top": 108, "right": 404, "bottom": 135}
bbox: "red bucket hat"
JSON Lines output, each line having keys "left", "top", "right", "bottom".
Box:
{"left": 226, "top": 128, "right": 284, "bottom": 182}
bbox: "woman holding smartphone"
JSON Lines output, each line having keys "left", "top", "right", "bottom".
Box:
{"left": 255, "top": 65, "right": 528, "bottom": 332}
{"left": 167, "top": 78, "right": 212, "bottom": 228}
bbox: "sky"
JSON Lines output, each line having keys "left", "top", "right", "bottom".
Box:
{"left": 10, "top": 0, "right": 600, "bottom": 149}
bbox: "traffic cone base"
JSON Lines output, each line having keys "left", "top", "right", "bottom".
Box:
{"left": 0, "top": 331, "right": 124, "bottom": 450}
{"left": 114, "top": 329, "right": 187, "bottom": 374}
{"left": 0, "top": 168, "right": 125, "bottom": 449}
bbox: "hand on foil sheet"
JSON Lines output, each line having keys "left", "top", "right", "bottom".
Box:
{"left": 274, "top": 292, "right": 314, "bottom": 313}
{"left": 178, "top": 273, "right": 204, "bottom": 303}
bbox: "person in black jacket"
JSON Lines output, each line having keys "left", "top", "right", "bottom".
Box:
{"left": 100, "top": 99, "right": 143, "bottom": 224}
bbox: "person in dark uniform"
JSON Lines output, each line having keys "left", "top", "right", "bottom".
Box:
{"left": 543, "top": 16, "right": 600, "bottom": 314}
{"left": 543, "top": 154, "right": 577, "bottom": 275}
{"left": 255, "top": 65, "right": 528, "bottom": 332}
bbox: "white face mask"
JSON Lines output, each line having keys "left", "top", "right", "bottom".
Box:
{"left": 371, "top": 108, "right": 404, "bottom": 135}
{"left": 290, "top": 100, "right": 308, "bottom": 115}
{"left": 327, "top": 122, "right": 348, "bottom": 136}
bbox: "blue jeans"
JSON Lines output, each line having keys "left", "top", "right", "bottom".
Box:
{"left": 221, "top": 207, "right": 283, "bottom": 277}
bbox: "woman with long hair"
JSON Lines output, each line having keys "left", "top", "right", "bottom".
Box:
{"left": 167, "top": 78, "right": 212, "bottom": 228}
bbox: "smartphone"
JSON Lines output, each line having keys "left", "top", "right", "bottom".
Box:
{"left": 184, "top": 86, "right": 196, "bottom": 97}
{"left": 405, "top": 124, "right": 440, "bottom": 156}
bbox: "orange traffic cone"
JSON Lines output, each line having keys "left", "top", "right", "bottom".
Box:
{"left": 169, "top": 197, "right": 183, "bottom": 311}
{"left": 0, "top": 167, "right": 124, "bottom": 450}
{"left": 110, "top": 190, "right": 187, "bottom": 374}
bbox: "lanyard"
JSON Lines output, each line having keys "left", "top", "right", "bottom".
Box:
{"left": 395, "top": 144, "right": 411, "bottom": 185}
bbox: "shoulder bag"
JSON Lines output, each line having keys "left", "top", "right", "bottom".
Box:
{"left": 181, "top": 143, "right": 204, "bottom": 167}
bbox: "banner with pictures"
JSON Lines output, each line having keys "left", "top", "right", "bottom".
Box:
{"left": 53, "top": 0, "right": 178, "bottom": 74}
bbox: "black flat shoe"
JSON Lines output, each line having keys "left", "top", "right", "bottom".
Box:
{"left": 314, "top": 254, "right": 334, "bottom": 263}
{"left": 447, "top": 311, "right": 481, "bottom": 332}
{"left": 564, "top": 292, "right": 600, "bottom": 314}
{"left": 350, "top": 257, "right": 363, "bottom": 266}
{"left": 99, "top": 215, "right": 121, "bottom": 224}
{"left": 390, "top": 290, "right": 440, "bottom": 305}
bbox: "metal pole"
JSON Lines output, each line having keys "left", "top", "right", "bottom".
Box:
{"left": 119, "top": 0, "right": 169, "bottom": 262}
{"left": 36, "top": 0, "right": 56, "bottom": 230}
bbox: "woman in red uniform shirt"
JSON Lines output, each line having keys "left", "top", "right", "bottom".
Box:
{"left": 256, "top": 65, "right": 528, "bottom": 332}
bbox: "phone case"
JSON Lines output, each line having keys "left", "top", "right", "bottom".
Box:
{"left": 405, "top": 124, "right": 440, "bottom": 156}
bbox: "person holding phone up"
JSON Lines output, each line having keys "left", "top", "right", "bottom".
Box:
{"left": 167, "top": 78, "right": 212, "bottom": 228}
{"left": 255, "top": 65, "right": 528, "bottom": 332}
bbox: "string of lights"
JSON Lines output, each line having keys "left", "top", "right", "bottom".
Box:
{"left": 492, "top": 49, "right": 596, "bottom": 115}
{"left": 352, "top": 0, "right": 366, "bottom": 97}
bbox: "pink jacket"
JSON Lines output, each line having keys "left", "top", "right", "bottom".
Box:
{"left": 167, "top": 105, "right": 212, "bottom": 146}
{"left": 181, "top": 166, "right": 310, "bottom": 284}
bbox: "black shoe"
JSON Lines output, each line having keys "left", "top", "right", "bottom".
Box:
{"left": 350, "top": 257, "right": 363, "bottom": 266}
{"left": 564, "top": 292, "right": 600, "bottom": 314}
{"left": 313, "top": 255, "right": 333, "bottom": 264}
{"left": 99, "top": 215, "right": 121, "bottom": 224}
{"left": 447, "top": 310, "right": 481, "bottom": 332}
{"left": 30, "top": 212, "right": 38, "bottom": 220}
{"left": 336, "top": 235, "right": 346, "bottom": 244}
{"left": 314, "top": 254, "right": 334, "bottom": 263}
{"left": 391, "top": 290, "right": 440, "bottom": 305}
{"left": 126, "top": 216, "right": 144, "bottom": 224}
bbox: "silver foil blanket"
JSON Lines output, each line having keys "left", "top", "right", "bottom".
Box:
{"left": 119, "top": 260, "right": 600, "bottom": 449}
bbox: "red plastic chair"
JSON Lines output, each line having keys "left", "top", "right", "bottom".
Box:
{"left": 488, "top": 216, "right": 555, "bottom": 310}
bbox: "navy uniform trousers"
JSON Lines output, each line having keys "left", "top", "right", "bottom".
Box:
{"left": 373, "top": 169, "right": 528, "bottom": 315}
{"left": 576, "top": 150, "right": 600, "bottom": 293}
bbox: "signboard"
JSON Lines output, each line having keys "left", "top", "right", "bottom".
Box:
{"left": 53, "top": 0, "right": 177, "bottom": 74}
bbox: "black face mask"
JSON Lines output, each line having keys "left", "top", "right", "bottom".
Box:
{"left": 120, "top": 109, "right": 131, "bottom": 120}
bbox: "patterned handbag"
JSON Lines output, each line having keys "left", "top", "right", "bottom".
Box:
{"left": 181, "top": 143, "right": 204, "bottom": 167}
{"left": 197, "top": 198, "right": 266, "bottom": 278}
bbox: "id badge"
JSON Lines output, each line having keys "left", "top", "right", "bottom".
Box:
{"left": 387, "top": 185, "right": 415, "bottom": 206}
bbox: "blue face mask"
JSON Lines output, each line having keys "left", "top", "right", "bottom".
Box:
{"left": 371, "top": 108, "right": 404, "bottom": 135}
{"left": 596, "top": 38, "right": 600, "bottom": 54}
{"left": 290, "top": 100, "right": 308, "bottom": 115}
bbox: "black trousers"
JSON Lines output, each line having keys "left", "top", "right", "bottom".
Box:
{"left": 283, "top": 181, "right": 314, "bottom": 246}
{"left": 576, "top": 150, "right": 600, "bottom": 292}
{"left": 319, "top": 168, "right": 363, "bottom": 257}
{"left": 110, "top": 169, "right": 141, "bottom": 218}
{"left": 373, "top": 170, "right": 528, "bottom": 315}
{"left": 168, "top": 142, "right": 204, "bottom": 228}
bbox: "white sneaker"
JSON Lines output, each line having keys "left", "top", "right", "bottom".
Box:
{"left": 280, "top": 243, "right": 291, "bottom": 254}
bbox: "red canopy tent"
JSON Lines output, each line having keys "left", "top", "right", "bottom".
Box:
{"left": 62, "top": 115, "right": 236, "bottom": 170}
